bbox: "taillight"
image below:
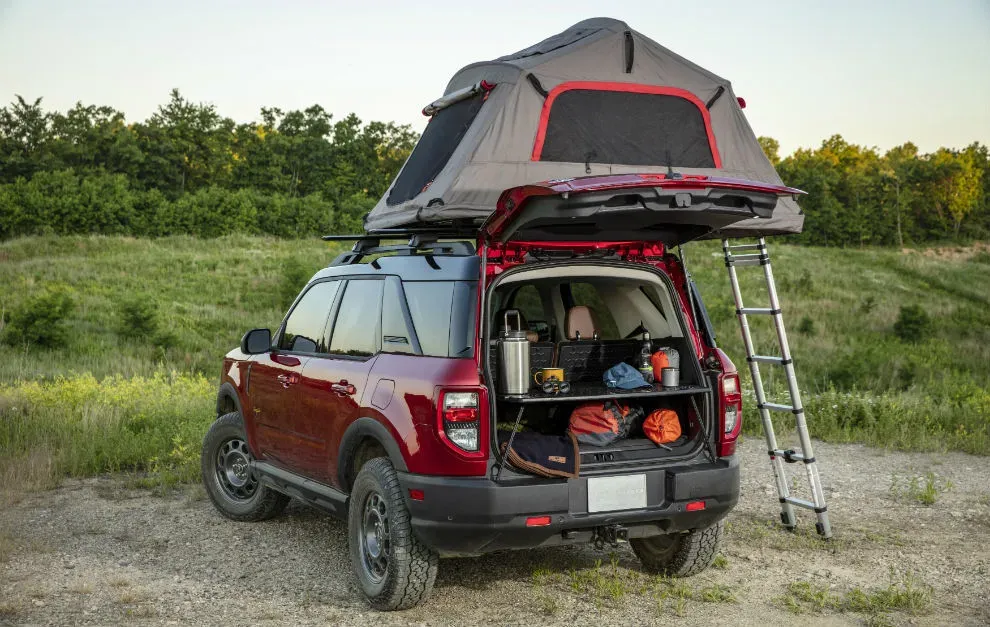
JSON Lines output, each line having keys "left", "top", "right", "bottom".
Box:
{"left": 437, "top": 389, "right": 487, "bottom": 457}
{"left": 715, "top": 349, "right": 743, "bottom": 457}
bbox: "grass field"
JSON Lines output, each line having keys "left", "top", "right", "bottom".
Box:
{"left": 1, "top": 235, "right": 988, "bottom": 487}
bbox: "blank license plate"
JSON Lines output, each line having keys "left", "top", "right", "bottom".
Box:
{"left": 587, "top": 474, "right": 647, "bottom": 513}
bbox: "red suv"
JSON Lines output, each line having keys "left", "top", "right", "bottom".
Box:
{"left": 202, "top": 174, "right": 797, "bottom": 610}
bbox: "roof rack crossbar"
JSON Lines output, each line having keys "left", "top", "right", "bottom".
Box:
{"left": 328, "top": 235, "right": 476, "bottom": 267}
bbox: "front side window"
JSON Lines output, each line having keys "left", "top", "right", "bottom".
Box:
{"left": 279, "top": 281, "right": 341, "bottom": 353}
{"left": 533, "top": 84, "right": 719, "bottom": 168}
{"left": 329, "top": 280, "right": 384, "bottom": 357}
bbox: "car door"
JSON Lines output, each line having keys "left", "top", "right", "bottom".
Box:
{"left": 293, "top": 278, "right": 384, "bottom": 486}
{"left": 250, "top": 279, "right": 342, "bottom": 469}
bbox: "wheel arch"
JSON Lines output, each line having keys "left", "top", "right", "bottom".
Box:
{"left": 337, "top": 417, "right": 409, "bottom": 492}
{"left": 216, "top": 382, "right": 243, "bottom": 417}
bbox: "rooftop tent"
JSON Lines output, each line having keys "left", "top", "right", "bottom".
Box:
{"left": 364, "top": 18, "right": 803, "bottom": 238}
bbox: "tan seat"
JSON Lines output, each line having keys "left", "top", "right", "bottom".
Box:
{"left": 566, "top": 305, "right": 597, "bottom": 340}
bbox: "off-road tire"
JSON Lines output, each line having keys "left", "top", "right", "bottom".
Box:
{"left": 201, "top": 412, "right": 290, "bottom": 522}
{"left": 630, "top": 520, "right": 724, "bottom": 577}
{"left": 348, "top": 457, "right": 438, "bottom": 610}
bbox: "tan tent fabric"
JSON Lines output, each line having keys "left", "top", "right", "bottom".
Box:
{"left": 365, "top": 18, "right": 803, "bottom": 238}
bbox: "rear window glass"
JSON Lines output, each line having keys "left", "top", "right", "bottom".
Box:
{"left": 537, "top": 89, "right": 716, "bottom": 168}
{"left": 386, "top": 93, "right": 486, "bottom": 206}
{"left": 403, "top": 281, "right": 477, "bottom": 358}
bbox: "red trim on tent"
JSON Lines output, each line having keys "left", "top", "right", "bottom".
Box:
{"left": 530, "top": 81, "right": 722, "bottom": 168}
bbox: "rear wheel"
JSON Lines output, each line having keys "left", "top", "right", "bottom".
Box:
{"left": 201, "top": 412, "right": 290, "bottom": 522}
{"left": 348, "top": 457, "right": 438, "bottom": 610}
{"left": 630, "top": 520, "right": 724, "bottom": 577}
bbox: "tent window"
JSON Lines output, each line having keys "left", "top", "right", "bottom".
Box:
{"left": 386, "top": 93, "right": 486, "bottom": 206}
{"left": 533, "top": 84, "right": 719, "bottom": 168}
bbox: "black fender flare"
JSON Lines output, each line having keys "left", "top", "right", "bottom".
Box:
{"left": 216, "top": 382, "right": 243, "bottom": 417}
{"left": 337, "top": 417, "right": 409, "bottom": 489}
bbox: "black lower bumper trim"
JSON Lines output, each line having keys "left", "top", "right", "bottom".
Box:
{"left": 397, "top": 456, "right": 740, "bottom": 555}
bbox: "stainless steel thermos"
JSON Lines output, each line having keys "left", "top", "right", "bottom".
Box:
{"left": 498, "top": 310, "right": 530, "bottom": 395}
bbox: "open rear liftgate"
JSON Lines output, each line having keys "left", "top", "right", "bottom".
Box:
{"left": 722, "top": 237, "right": 832, "bottom": 538}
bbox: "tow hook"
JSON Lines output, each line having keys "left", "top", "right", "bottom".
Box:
{"left": 592, "top": 524, "right": 628, "bottom": 550}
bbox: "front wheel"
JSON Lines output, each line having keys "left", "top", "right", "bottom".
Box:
{"left": 201, "top": 412, "right": 290, "bottom": 522}
{"left": 348, "top": 457, "right": 438, "bottom": 610}
{"left": 630, "top": 520, "right": 724, "bottom": 577}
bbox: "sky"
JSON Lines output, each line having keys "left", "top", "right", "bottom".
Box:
{"left": 0, "top": 0, "right": 988, "bottom": 156}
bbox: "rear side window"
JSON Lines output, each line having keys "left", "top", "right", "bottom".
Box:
{"left": 279, "top": 281, "right": 341, "bottom": 353}
{"left": 329, "top": 280, "right": 384, "bottom": 357}
{"left": 564, "top": 282, "right": 620, "bottom": 340}
{"left": 386, "top": 92, "right": 486, "bottom": 206}
{"left": 534, "top": 86, "right": 717, "bottom": 168}
{"left": 402, "top": 281, "right": 478, "bottom": 358}
{"left": 509, "top": 284, "right": 544, "bottom": 324}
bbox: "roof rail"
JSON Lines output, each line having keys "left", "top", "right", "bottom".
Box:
{"left": 327, "top": 233, "right": 476, "bottom": 267}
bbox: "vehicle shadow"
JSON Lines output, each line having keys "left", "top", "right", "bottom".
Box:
{"left": 275, "top": 500, "right": 641, "bottom": 595}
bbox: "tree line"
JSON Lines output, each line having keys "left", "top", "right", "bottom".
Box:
{"left": 761, "top": 136, "right": 989, "bottom": 246}
{"left": 0, "top": 91, "right": 987, "bottom": 245}
{"left": 0, "top": 90, "right": 416, "bottom": 238}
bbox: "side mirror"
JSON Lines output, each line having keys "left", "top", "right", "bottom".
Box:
{"left": 241, "top": 328, "right": 272, "bottom": 355}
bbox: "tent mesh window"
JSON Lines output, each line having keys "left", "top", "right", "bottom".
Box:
{"left": 537, "top": 89, "right": 716, "bottom": 168}
{"left": 387, "top": 93, "right": 487, "bottom": 206}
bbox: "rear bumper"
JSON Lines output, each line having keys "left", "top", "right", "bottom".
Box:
{"left": 397, "top": 456, "right": 739, "bottom": 555}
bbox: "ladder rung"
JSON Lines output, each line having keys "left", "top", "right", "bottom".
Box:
{"left": 783, "top": 497, "right": 818, "bottom": 511}
{"left": 761, "top": 402, "right": 795, "bottom": 413}
{"left": 750, "top": 355, "right": 789, "bottom": 365}
{"left": 726, "top": 255, "right": 767, "bottom": 267}
{"left": 725, "top": 243, "right": 764, "bottom": 251}
{"left": 738, "top": 307, "right": 780, "bottom": 316}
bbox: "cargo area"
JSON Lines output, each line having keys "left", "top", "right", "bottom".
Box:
{"left": 485, "top": 261, "right": 716, "bottom": 474}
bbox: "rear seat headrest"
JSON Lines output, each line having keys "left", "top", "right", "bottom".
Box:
{"left": 566, "top": 306, "right": 597, "bottom": 340}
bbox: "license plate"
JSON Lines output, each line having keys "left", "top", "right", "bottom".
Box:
{"left": 587, "top": 474, "right": 647, "bottom": 513}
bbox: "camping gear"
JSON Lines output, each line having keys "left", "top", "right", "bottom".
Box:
{"left": 498, "top": 310, "right": 530, "bottom": 395}
{"left": 365, "top": 18, "right": 803, "bottom": 240}
{"left": 638, "top": 331, "right": 654, "bottom": 383}
{"left": 603, "top": 362, "right": 650, "bottom": 390}
{"left": 568, "top": 401, "right": 645, "bottom": 446}
{"left": 723, "top": 237, "right": 832, "bottom": 538}
{"left": 498, "top": 431, "right": 579, "bottom": 478}
{"left": 533, "top": 367, "right": 565, "bottom": 386}
{"left": 660, "top": 367, "right": 680, "bottom": 389}
{"left": 540, "top": 376, "right": 571, "bottom": 395}
{"left": 643, "top": 409, "right": 682, "bottom": 446}
{"left": 650, "top": 350, "right": 669, "bottom": 379}
{"left": 653, "top": 347, "right": 680, "bottom": 371}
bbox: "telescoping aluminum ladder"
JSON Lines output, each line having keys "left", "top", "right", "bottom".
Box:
{"left": 722, "top": 237, "right": 832, "bottom": 538}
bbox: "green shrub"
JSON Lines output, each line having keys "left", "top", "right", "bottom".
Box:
{"left": 3, "top": 288, "right": 75, "bottom": 348}
{"left": 0, "top": 371, "right": 214, "bottom": 487}
{"left": 118, "top": 298, "right": 159, "bottom": 340}
{"left": 893, "top": 305, "right": 932, "bottom": 342}
{"left": 797, "top": 316, "right": 816, "bottom": 336}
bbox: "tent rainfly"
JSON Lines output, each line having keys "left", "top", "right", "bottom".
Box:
{"left": 364, "top": 17, "right": 803, "bottom": 238}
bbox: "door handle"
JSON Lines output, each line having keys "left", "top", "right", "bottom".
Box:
{"left": 277, "top": 373, "right": 300, "bottom": 388}
{"left": 331, "top": 380, "right": 357, "bottom": 396}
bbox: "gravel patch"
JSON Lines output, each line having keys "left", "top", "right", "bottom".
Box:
{"left": 1, "top": 437, "right": 988, "bottom": 626}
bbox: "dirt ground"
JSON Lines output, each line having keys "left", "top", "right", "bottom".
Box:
{"left": 2, "top": 437, "right": 988, "bottom": 626}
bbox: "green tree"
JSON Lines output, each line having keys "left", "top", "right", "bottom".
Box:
{"left": 758, "top": 136, "right": 780, "bottom": 165}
